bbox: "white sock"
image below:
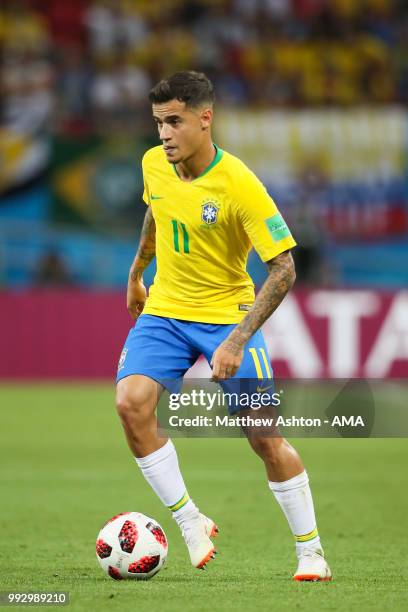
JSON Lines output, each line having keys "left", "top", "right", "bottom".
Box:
{"left": 269, "top": 470, "right": 321, "bottom": 555}
{"left": 135, "top": 439, "right": 198, "bottom": 523}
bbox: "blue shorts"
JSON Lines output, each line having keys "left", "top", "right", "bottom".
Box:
{"left": 116, "top": 315, "right": 274, "bottom": 412}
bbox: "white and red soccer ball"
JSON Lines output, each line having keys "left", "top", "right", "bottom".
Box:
{"left": 96, "top": 512, "right": 168, "bottom": 580}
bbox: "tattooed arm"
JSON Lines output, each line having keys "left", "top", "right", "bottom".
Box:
{"left": 211, "top": 250, "right": 296, "bottom": 380}
{"left": 127, "top": 207, "right": 156, "bottom": 320}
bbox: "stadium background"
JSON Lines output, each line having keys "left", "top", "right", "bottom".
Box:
{"left": 1, "top": 1, "right": 407, "bottom": 611}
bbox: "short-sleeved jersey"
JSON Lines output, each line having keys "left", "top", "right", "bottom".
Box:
{"left": 141, "top": 144, "right": 296, "bottom": 324}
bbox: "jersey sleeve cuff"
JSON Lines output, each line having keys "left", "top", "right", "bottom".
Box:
{"left": 258, "top": 236, "right": 297, "bottom": 262}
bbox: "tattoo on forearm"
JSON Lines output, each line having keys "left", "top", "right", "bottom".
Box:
{"left": 130, "top": 207, "right": 156, "bottom": 280}
{"left": 226, "top": 251, "right": 296, "bottom": 350}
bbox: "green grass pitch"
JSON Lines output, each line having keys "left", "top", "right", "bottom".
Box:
{"left": 1, "top": 384, "right": 407, "bottom": 611}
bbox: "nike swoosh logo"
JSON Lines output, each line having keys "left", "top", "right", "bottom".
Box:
{"left": 151, "top": 195, "right": 164, "bottom": 200}
{"left": 256, "top": 384, "right": 274, "bottom": 393}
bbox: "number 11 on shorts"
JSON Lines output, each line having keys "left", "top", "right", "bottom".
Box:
{"left": 249, "top": 347, "right": 272, "bottom": 379}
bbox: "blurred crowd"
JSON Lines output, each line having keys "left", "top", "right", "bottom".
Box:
{"left": 1, "top": 0, "right": 408, "bottom": 136}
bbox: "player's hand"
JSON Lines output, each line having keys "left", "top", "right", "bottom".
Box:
{"left": 127, "top": 276, "right": 147, "bottom": 321}
{"left": 210, "top": 339, "right": 244, "bottom": 381}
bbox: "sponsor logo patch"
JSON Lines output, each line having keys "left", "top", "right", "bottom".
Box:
{"left": 238, "top": 304, "right": 251, "bottom": 311}
{"left": 256, "top": 384, "right": 274, "bottom": 393}
{"left": 265, "top": 213, "right": 291, "bottom": 242}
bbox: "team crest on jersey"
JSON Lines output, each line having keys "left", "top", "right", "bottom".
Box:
{"left": 201, "top": 201, "right": 219, "bottom": 225}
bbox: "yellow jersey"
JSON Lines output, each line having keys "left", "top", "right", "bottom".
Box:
{"left": 142, "top": 144, "right": 296, "bottom": 323}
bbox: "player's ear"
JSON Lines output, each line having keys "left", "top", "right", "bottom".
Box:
{"left": 200, "top": 107, "right": 213, "bottom": 131}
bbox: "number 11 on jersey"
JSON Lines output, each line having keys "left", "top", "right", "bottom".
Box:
{"left": 171, "top": 220, "right": 190, "bottom": 254}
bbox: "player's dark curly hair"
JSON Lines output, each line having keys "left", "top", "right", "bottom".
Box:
{"left": 149, "top": 71, "right": 215, "bottom": 108}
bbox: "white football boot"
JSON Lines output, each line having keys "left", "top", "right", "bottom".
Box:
{"left": 293, "top": 547, "right": 332, "bottom": 582}
{"left": 179, "top": 512, "right": 218, "bottom": 569}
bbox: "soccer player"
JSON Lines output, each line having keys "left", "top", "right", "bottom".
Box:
{"left": 116, "top": 71, "right": 331, "bottom": 581}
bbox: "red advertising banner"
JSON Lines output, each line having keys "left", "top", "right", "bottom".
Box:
{"left": 0, "top": 290, "right": 407, "bottom": 380}
{"left": 262, "top": 290, "right": 408, "bottom": 379}
{"left": 0, "top": 291, "right": 129, "bottom": 380}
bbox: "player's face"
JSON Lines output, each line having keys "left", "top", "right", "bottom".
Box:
{"left": 152, "top": 99, "right": 212, "bottom": 164}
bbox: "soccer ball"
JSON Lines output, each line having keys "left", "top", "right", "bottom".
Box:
{"left": 96, "top": 512, "right": 168, "bottom": 580}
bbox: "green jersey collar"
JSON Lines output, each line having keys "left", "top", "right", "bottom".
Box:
{"left": 173, "top": 144, "right": 223, "bottom": 181}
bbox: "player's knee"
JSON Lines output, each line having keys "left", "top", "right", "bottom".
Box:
{"left": 248, "top": 435, "right": 285, "bottom": 463}
{"left": 116, "top": 383, "right": 152, "bottom": 425}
